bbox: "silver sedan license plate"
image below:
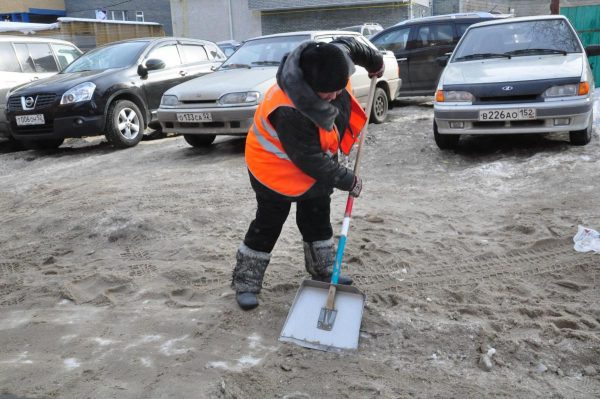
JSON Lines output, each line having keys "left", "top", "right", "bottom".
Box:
{"left": 479, "top": 108, "right": 536, "bottom": 121}
{"left": 176, "top": 112, "right": 212, "bottom": 123}
{"left": 16, "top": 114, "right": 45, "bottom": 126}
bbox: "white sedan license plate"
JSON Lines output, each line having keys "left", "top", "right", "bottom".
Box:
{"left": 176, "top": 112, "right": 212, "bottom": 123}
{"left": 16, "top": 114, "right": 45, "bottom": 126}
{"left": 479, "top": 108, "right": 536, "bottom": 121}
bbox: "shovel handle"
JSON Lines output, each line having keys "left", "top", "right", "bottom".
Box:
{"left": 325, "top": 284, "right": 336, "bottom": 309}
{"left": 330, "top": 76, "right": 378, "bottom": 285}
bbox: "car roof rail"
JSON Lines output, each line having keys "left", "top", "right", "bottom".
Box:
{"left": 394, "top": 11, "right": 498, "bottom": 26}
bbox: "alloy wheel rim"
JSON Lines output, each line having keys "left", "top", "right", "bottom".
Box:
{"left": 375, "top": 95, "right": 385, "bottom": 118}
{"left": 117, "top": 108, "right": 140, "bottom": 139}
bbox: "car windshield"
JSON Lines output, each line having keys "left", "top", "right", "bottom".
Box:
{"left": 63, "top": 40, "right": 149, "bottom": 72}
{"left": 219, "top": 35, "right": 310, "bottom": 69}
{"left": 453, "top": 19, "right": 581, "bottom": 62}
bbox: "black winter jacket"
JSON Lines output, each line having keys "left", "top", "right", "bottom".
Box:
{"left": 249, "top": 37, "right": 384, "bottom": 201}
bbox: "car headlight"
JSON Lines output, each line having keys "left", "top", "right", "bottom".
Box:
{"left": 60, "top": 82, "right": 96, "bottom": 105}
{"left": 435, "top": 90, "right": 474, "bottom": 103}
{"left": 218, "top": 91, "right": 260, "bottom": 106}
{"left": 542, "top": 83, "right": 586, "bottom": 98}
{"left": 161, "top": 95, "right": 179, "bottom": 106}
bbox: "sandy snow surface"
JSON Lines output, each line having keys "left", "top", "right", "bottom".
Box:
{"left": 0, "top": 99, "right": 599, "bottom": 398}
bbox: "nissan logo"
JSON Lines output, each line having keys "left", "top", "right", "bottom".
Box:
{"left": 501, "top": 86, "right": 514, "bottom": 91}
{"left": 21, "top": 96, "right": 37, "bottom": 110}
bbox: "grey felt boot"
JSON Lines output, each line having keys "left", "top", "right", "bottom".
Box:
{"left": 303, "top": 239, "right": 352, "bottom": 285}
{"left": 231, "top": 243, "right": 271, "bottom": 310}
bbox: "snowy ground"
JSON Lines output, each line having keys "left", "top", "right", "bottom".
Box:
{"left": 0, "top": 99, "right": 599, "bottom": 398}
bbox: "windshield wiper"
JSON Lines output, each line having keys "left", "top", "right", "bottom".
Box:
{"left": 455, "top": 53, "right": 512, "bottom": 61}
{"left": 505, "top": 48, "right": 568, "bottom": 56}
{"left": 220, "top": 63, "right": 251, "bottom": 70}
{"left": 251, "top": 60, "right": 281, "bottom": 66}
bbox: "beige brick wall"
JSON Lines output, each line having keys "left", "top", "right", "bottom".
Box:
{"left": 0, "top": 0, "right": 65, "bottom": 13}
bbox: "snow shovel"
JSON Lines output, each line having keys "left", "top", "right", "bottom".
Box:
{"left": 279, "top": 76, "right": 378, "bottom": 352}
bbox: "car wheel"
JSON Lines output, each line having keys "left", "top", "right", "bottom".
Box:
{"left": 21, "top": 138, "right": 64, "bottom": 150}
{"left": 105, "top": 100, "right": 144, "bottom": 148}
{"left": 370, "top": 87, "right": 388, "bottom": 124}
{"left": 184, "top": 134, "right": 216, "bottom": 147}
{"left": 433, "top": 120, "right": 459, "bottom": 150}
{"left": 569, "top": 113, "right": 592, "bottom": 146}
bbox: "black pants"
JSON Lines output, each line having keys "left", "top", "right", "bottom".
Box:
{"left": 244, "top": 194, "right": 333, "bottom": 253}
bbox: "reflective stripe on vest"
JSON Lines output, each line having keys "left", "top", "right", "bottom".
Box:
{"left": 245, "top": 84, "right": 366, "bottom": 197}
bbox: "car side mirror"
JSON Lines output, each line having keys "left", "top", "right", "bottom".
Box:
{"left": 145, "top": 58, "right": 166, "bottom": 71}
{"left": 585, "top": 45, "right": 600, "bottom": 57}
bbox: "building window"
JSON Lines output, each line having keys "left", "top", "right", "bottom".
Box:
{"left": 110, "top": 10, "right": 127, "bottom": 21}
{"left": 136, "top": 11, "right": 144, "bottom": 22}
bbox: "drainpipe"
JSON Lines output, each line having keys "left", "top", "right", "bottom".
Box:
{"left": 228, "top": 0, "right": 234, "bottom": 40}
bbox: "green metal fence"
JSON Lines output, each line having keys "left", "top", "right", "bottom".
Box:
{"left": 562, "top": 5, "right": 600, "bottom": 87}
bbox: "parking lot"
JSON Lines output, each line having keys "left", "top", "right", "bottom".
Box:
{"left": 1, "top": 98, "right": 599, "bottom": 398}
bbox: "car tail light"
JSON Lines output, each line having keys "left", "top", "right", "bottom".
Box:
{"left": 435, "top": 90, "right": 444, "bottom": 102}
{"left": 579, "top": 82, "right": 590, "bottom": 95}
{"left": 397, "top": 65, "right": 400, "bottom": 78}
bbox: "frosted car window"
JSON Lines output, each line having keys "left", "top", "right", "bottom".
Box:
{"left": 371, "top": 27, "right": 410, "bottom": 52}
{"left": 221, "top": 35, "right": 309, "bottom": 68}
{"left": 14, "top": 43, "right": 36, "bottom": 73}
{"left": 0, "top": 43, "right": 20, "bottom": 72}
{"left": 28, "top": 43, "right": 59, "bottom": 73}
{"left": 51, "top": 44, "right": 82, "bottom": 70}
{"left": 453, "top": 19, "right": 582, "bottom": 60}
{"left": 146, "top": 44, "right": 181, "bottom": 68}
{"left": 181, "top": 44, "right": 209, "bottom": 64}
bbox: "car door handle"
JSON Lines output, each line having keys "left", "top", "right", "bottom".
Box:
{"left": 396, "top": 58, "right": 408, "bottom": 62}
{"left": 179, "top": 71, "right": 188, "bottom": 76}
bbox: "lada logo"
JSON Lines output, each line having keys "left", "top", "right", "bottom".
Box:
{"left": 501, "top": 86, "right": 514, "bottom": 91}
{"left": 21, "top": 96, "right": 37, "bottom": 110}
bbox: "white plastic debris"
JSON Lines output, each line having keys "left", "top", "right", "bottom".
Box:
{"left": 573, "top": 225, "right": 600, "bottom": 253}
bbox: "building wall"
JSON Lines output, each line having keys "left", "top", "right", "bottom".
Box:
{"left": 170, "top": 0, "right": 261, "bottom": 42}
{"left": 0, "top": 0, "right": 65, "bottom": 13}
{"left": 64, "top": 0, "right": 173, "bottom": 35}
{"left": 432, "top": 0, "right": 460, "bottom": 15}
{"left": 248, "top": 0, "right": 405, "bottom": 11}
{"left": 257, "top": 2, "right": 412, "bottom": 35}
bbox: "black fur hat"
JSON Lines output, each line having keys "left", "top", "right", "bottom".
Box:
{"left": 300, "top": 42, "right": 349, "bottom": 93}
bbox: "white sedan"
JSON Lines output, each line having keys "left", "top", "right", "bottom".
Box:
{"left": 157, "top": 30, "right": 401, "bottom": 147}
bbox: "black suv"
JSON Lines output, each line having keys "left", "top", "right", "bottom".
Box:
{"left": 7, "top": 37, "right": 226, "bottom": 149}
{"left": 370, "top": 12, "right": 506, "bottom": 96}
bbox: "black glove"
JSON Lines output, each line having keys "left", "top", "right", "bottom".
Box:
{"left": 368, "top": 63, "right": 385, "bottom": 78}
{"left": 349, "top": 175, "right": 363, "bottom": 197}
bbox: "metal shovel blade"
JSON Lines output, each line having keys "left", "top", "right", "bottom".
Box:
{"left": 279, "top": 279, "right": 366, "bottom": 352}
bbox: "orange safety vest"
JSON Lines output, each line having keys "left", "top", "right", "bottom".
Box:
{"left": 245, "top": 83, "right": 367, "bottom": 197}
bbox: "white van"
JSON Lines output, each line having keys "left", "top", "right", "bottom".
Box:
{"left": 0, "top": 36, "right": 82, "bottom": 138}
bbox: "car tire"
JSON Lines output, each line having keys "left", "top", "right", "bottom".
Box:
{"left": 184, "top": 134, "right": 216, "bottom": 147}
{"left": 21, "top": 138, "right": 64, "bottom": 150}
{"left": 433, "top": 120, "right": 459, "bottom": 150}
{"left": 370, "top": 87, "right": 388, "bottom": 124}
{"left": 105, "top": 100, "right": 144, "bottom": 148}
{"left": 569, "top": 113, "right": 592, "bottom": 146}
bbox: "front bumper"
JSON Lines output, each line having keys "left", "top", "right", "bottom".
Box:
{"left": 8, "top": 99, "right": 105, "bottom": 140}
{"left": 434, "top": 96, "right": 593, "bottom": 135}
{"left": 157, "top": 105, "right": 257, "bottom": 136}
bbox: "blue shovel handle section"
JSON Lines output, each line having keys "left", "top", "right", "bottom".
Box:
{"left": 331, "top": 196, "right": 354, "bottom": 285}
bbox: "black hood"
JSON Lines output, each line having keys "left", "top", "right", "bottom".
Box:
{"left": 11, "top": 69, "right": 123, "bottom": 95}
{"left": 276, "top": 41, "right": 354, "bottom": 131}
